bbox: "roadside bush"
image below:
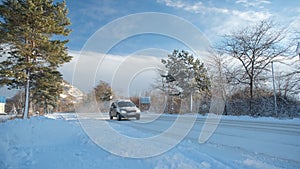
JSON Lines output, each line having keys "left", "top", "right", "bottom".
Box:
{"left": 199, "top": 88, "right": 300, "bottom": 118}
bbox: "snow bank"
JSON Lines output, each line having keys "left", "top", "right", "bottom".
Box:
{"left": 0, "top": 114, "right": 17, "bottom": 123}
{"left": 0, "top": 116, "right": 92, "bottom": 169}
{"left": 147, "top": 112, "right": 300, "bottom": 124}
{"left": 44, "top": 113, "right": 78, "bottom": 121}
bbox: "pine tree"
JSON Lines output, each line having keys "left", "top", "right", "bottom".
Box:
{"left": 93, "top": 81, "right": 114, "bottom": 102}
{"left": 161, "top": 50, "right": 210, "bottom": 97}
{"left": 30, "top": 68, "right": 63, "bottom": 113}
{"left": 0, "top": 0, "right": 71, "bottom": 117}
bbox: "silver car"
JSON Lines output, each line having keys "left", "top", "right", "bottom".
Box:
{"left": 109, "top": 100, "right": 140, "bottom": 121}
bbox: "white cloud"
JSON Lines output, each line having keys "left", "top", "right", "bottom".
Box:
{"left": 161, "top": 1, "right": 273, "bottom": 44}
{"left": 157, "top": 0, "right": 229, "bottom": 14}
{"left": 60, "top": 50, "right": 164, "bottom": 96}
{"left": 203, "top": 9, "right": 272, "bottom": 45}
{"left": 158, "top": 0, "right": 271, "bottom": 21}
{"left": 158, "top": 0, "right": 186, "bottom": 9}
{"left": 157, "top": 0, "right": 272, "bottom": 38}
{"left": 231, "top": 10, "right": 271, "bottom": 22}
{"left": 236, "top": 0, "right": 271, "bottom": 8}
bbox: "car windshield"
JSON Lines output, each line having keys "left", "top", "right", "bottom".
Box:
{"left": 117, "top": 101, "right": 136, "bottom": 107}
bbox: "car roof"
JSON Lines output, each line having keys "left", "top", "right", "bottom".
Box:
{"left": 115, "top": 99, "right": 132, "bottom": 103}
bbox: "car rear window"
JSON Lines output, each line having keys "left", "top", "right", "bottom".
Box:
{"left": 118, "top": 101, "right": 135, "bottom": 107}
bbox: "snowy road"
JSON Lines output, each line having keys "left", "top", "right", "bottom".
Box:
{"left": 78, "top": 113, "right": 300, "bottom": 168}
{"left": 1, "top": 113, "right": 299, "bottom": 169}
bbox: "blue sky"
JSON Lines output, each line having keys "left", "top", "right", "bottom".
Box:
{"left": 1, "top": 0, "right": 300, "bottom": 98}
{"left": 61, "top": 0, "right": 300, "bottom": 96}
{"left": 65, "top": 0, "right": 300, "bottom": 52}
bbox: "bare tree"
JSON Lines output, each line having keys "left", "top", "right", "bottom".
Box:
{"left": 277, "top": 64, "right": 300, "bottom": 100}
{"left": 217, "top": 20, "right": 292, "bottom": 114}
{"left": 204, "top": 51, "right": 229, "bottom": 114}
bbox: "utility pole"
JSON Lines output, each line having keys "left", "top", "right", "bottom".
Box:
{"left": 296, "top": 42, "right": 300, "bottom": 60}
{"left": 190, "top": 93, "right": 193, "bottom": 113}
{"left": 271, "top": 61, "right": 277, "bottom": 117}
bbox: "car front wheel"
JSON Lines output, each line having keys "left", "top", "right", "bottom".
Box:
{"left": 109, "top": 112, "right": 113, "bottom": 120}
{"left": 117, "top": 113, "right": 121, "bottom": 121}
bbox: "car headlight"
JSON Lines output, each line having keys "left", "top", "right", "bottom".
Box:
{"left": 120, "top": 110, "right": 127, "bottom": 114}
{"left": 136, "top": 109, "right": 140, "bottom": 113}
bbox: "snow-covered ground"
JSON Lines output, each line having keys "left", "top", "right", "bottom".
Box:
{"left": 0, "top": 112, "right": 299, "bottom": 169}
{"left": 0, "top": 114, "right": 17, "bottom": 123}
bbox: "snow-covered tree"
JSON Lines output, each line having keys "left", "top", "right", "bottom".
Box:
{"left": 161, "top": 50, "right": 210, "bottom": 98}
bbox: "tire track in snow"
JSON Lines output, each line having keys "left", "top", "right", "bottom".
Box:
{"left": 106, "top": 114, "right": 300, "bottom": 168}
